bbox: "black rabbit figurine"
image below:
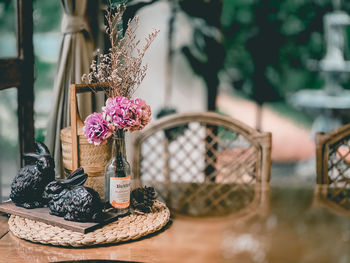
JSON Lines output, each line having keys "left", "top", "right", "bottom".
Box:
{"left": 43, "top": 167, "right": 103, "bottom": 222}
{"left": 10, "top": 141, "right": 55, "bottom": 209}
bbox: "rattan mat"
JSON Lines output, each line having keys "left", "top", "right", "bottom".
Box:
{"left": 8, "top": 200, "right": 170, "bottom": 247}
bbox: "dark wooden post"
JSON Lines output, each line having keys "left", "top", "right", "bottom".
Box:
{"left": 17, "top": 0, "right": 35, "bottom": 164}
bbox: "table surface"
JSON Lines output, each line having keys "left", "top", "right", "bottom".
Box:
{"left": 1, "top": 183, "right": 350, "bottom": 263}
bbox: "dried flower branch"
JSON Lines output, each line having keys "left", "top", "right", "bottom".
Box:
{"left": 82, "top": 3, "right": 159, "bottom": 99}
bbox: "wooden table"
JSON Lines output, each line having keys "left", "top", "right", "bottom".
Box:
{"left": 0, "top": 213, "right": 9, "bottom": 240}
{"left": 1, "top": 184, "right": 350, "bottom": 263}
{"left": 0, "top": 215, "right": 229, "bottom": 262}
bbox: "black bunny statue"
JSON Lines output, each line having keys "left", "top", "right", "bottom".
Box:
{"left": 10, "top": 141, "right": 55, "bottom": 209}
{"left": 43, "top": 167, "right": 103, "bottom": 222}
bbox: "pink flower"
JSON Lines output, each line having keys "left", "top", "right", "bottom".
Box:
{"left": 103, "top": 96, "right": 132, "bottom": 130}
{"left": 128, "top": 98, "right": 152, "bottom": 132}
{"left": 84, "top": 97, "right": 151, "bottom": 146}
{"left": 83, "top": 112, "right": 113, "bottom": 145}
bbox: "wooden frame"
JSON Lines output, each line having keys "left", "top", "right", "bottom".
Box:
{"left": 316, "top": 123, "right": 350, "bottom": 184}
{"left": 132, "top": 112, "right": 272, "bottom": 182}
{"left": 68, "top": 83, "right": 108, "bottom": 171}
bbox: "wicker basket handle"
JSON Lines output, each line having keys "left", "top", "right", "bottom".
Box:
{"left": 69, "top": 83, "right": 108, "bottom": 171}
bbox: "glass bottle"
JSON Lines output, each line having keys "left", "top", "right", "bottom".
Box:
{"left": 104, "top": 129, "right": 131, "bottom": 215}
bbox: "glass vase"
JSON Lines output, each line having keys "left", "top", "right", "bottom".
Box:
{"left": 104, "top": 129, "right": 131, "bottom": 216}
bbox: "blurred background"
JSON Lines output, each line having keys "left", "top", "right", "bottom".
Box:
{"left": 0, "top": 0, "right": 350, "bottom": 201}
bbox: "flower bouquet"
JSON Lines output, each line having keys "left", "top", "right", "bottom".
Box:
{"left": 83, "top": 97, "right": 151, "bottom": 146}
{"left": 82, "top": 3, "right": 158, "bottom": 214}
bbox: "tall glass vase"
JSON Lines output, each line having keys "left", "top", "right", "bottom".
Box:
{"left": 104, "top": 129, "right": 131, "bottom": 215}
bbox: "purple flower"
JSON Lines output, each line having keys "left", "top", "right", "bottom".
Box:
{"left": 128, "top": 98, "right": 152, "bottom": 132}
{"left": 83, "top": 112, "right": 113, "bottom": 145}
{"left": 84, "top": 96, "right": 151, "bottom": 145}
{"left": 103, "top": 96, "right": 132, "bottom": 130}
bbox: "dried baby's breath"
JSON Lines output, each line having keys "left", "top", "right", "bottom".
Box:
{"left": 82, "top": 4, "right": 159, "bottom": 98}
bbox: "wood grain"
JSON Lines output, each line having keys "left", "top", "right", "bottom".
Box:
{"left": 3, "top": 186, "right": 350, "bottom": 262}
{"left": 0, "top": 59, "right": 23, "bottom": 90}
{"left": 0, "top": 213, "right": 9, "bottom": 239}
{"left": 69, "top": 83, "right": 109, "bottom": 171}
{"left": 0, "top": 183, "right": 270, "bottom": 262}
{"left": 0, "top": 217, "right": 227, "bottom": 263}
{"left": 0, "top": 201, "right": 119, "bottom": 234}
{"left": 17, "top": 0, "right": 35, "bottom": 162}
{"left": 70, "top": 84, "right": 79, "bottom": 171}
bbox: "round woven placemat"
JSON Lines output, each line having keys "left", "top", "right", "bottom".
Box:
{"left": 8, "top": 200, "right": 170, "bottom": 247}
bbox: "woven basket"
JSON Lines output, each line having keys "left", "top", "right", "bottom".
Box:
{"left": 60, "top": 126, "right": 111, "bottom": 200}
{"left": 60, "top": 84, "right": 110, "bottom": 200}
{"left": 61, "top": 127, "right": 111, "bottom": 171}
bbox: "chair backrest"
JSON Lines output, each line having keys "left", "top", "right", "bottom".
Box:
{"left": 316, "top": 124, "right": 350, "bottom": 213}
{"left": 132, "top": 112, "right": 272, "bottom": 216}
{"left": 316, "top": 123, "right": 350, "bottom": 185}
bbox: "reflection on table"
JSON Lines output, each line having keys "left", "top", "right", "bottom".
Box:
{"left": 223, "top": 185, "right": 350, "bottom": 263}
{"left": 313, "top": 184, "right": 350, "bottom": 217}
{"left": 141, "top": 180, "right": 269, "bottom": 218}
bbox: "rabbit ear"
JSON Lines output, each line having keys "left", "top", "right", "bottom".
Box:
{"left": 62, "top": 173, "right": 88, "bottom": 187}
{"left": 35, "top": 141, "right": 51, "bottom": 156}
{"left": 67, "top": 167, "right": 85, "bottom": 179}
{"left": 23, "top": 153, "right": 39, "bottom": 160}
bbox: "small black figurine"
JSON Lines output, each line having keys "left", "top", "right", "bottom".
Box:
{"left": 43, "top": 167, "right": 103, "bottom": 222}
{"left": 10, "top": 141, "right": 55, "bottom": 209}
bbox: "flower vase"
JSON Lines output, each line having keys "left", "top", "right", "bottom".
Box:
{"left": 104, "top": 129, "right": 131, "bottom": 215}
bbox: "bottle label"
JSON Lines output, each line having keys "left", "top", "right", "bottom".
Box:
{"left": 110, "top": 176, "right": 131, "bottom": 209}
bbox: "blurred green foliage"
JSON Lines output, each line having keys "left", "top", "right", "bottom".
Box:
{"left": 0, "top": 0, "right": 15, "bottom": 34}
{"left": 221, "top": 0, "right": 350, "bottom": 104}
{"left": 1, "top": 0, "right": 349, "bottom": 133}
{"left": 125, "top": 0, "right": 350, "bottom": 108}
{"left": 33, "top": 0, "right": 60, "bottom": 32}
{"left": 0, "top": 0, "right": 60, "bottom": 33}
